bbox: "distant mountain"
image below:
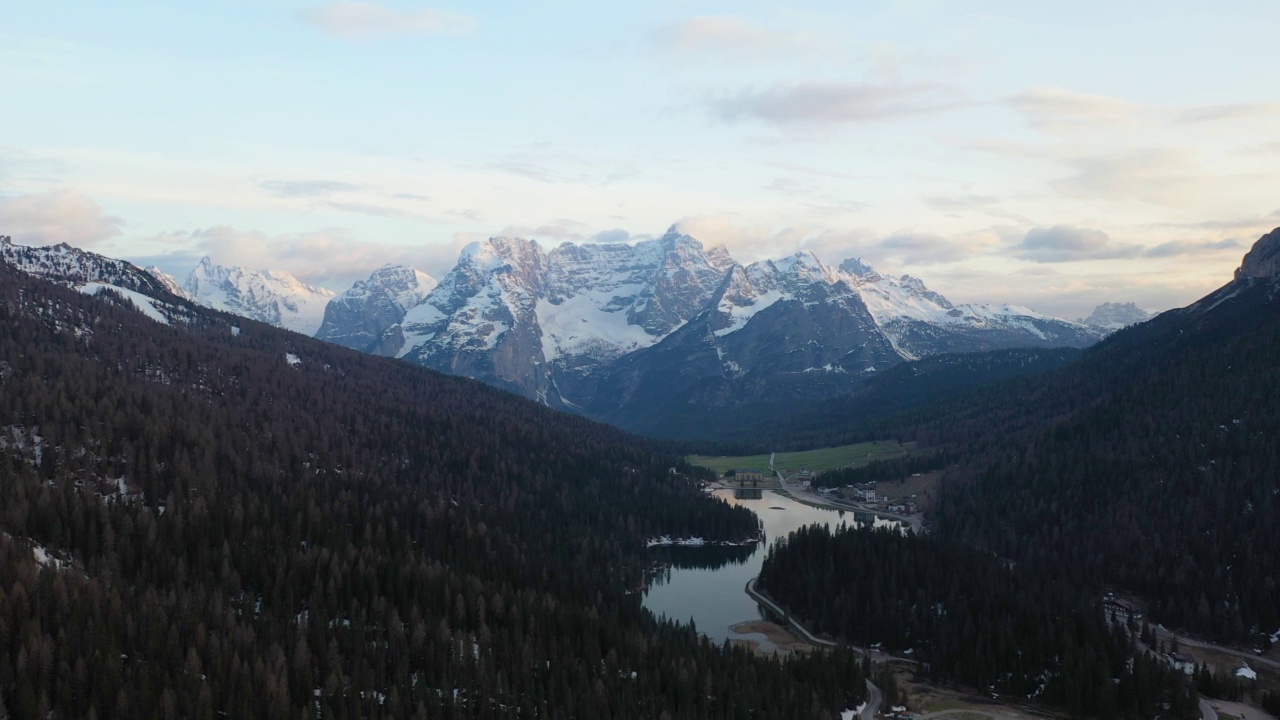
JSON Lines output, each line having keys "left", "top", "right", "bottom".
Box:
{"left": 183, "top": 257, "right": 335, "bottom": 335}
{"left": 381, "top": 232, "right": 1102, "bottom": 423}
{"left": 315, "top": 264, "right": 436, "bottom": 352}
{"left": 144, "top": 265, "right": 193, "bottom": 300}
{"left": 1077, "top": 301, "right": 1152, "bottom": 330}
{"left": 841, "top": 258, "right": 1105, "bottom": 357}
{"left": 581, "top": 250, "right": 1103, "bottom": 436}
{"left": 391, "top": 228, "right": 730, "bottom": 404}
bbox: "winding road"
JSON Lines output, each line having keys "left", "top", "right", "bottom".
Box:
{"left": 746, "top": 577, "right": 889, "bottom": 719}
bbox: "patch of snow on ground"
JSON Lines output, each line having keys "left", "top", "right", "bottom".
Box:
{"left": 79, "top": 283, "right": 171, "bottom": 325}
{"left": 1237, "top": 665, "right": 1257, "bottom": 680}
{"left": 286, "top": 353, "right": 301, "bottom": 366}
{"left": 231, "top": 326, "right": 241, "bottom": 336}
{"left": 841, "top": 701, "right": 867, "bottom": 720}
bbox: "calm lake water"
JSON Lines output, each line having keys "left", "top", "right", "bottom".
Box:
{"left": 643, "top": 489, "right": 893, "bottom": 651}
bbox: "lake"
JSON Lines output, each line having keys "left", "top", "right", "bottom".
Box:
{"left": 643, "top": 489, "right": 895, "bottom": 651}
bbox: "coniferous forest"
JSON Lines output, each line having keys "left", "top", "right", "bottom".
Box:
{"left": 759, "top": 261, "right": 1280, "bottom": 647}
{"left": 759, "top": 525, "right": 1200, "bottom": 719}
{"left": 0, "top": 266, "right": 868, "bottom": 719}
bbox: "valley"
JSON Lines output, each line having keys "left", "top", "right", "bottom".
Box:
{"left": 688, "top": 440, "right": 911, "bottom": 477}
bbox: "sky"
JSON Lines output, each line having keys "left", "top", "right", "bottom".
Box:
{"left": 2, "top": 0, "right": 1279, "bottom": 319}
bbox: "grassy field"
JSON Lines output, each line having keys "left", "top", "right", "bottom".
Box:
{"left": 688, "top": 440, "right": 910, "bottom": 476}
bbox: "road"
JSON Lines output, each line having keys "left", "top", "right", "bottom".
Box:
{"left": 861, "top": 679, "right": 882, "bottom": 720}
{"left": 1199, "top": 697, "right": 1217, "bottom": 720}
{"left": 774, "top": 469, "right": 925, "bottom": 535}
{"left": 746, "top": 577, "right": 888, "bottom": 718}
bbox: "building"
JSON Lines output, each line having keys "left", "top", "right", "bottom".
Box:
{"left": 733, "top": 469, "right": 764, "bottom": 484}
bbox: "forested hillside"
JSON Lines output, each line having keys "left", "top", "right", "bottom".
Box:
{"left": 759, "top": 526, "right": 1200, "bottom": 719}
{"left": 780, "top": 230, "right": 1280, "bottom": 645}
{"left": 0, "top": 265, "right": 866, "bottom": 719}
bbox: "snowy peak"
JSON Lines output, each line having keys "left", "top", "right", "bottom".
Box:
{"left": 839, "top": 257, "right": 881, "bottom": 281}
{"left": 1078, "top": 302, "right": 1152, "bottom": 331}
{"left": 144, "top": 266, "right": 193, "bottom": 300}
{"left": 1235, "top": 227, "right": 1280, "bottom": 281}
{"left": 183, "top": 257, "right": 335, "bottom": 335}
{"left": 315, "top": 264, "right": 437, "bottom": 351}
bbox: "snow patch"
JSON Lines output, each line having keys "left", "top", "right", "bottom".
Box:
{"left": 1237, "top": 665, "right": 1257, "bottom": 680}
{"left": 286, "top": 353, "right": 301, "bottom": 366}
{"left": 715, "top": 289, "right": 787, "bottom": 337}
{"left": 79, "top": 283, "right": 171, "bottom": 325}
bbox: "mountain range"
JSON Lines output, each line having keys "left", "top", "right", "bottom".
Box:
{"left": 4, "top": 228, "right": 1128, "bottom": 433}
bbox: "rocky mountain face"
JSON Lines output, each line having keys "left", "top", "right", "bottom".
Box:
{"left": 144, "top": 266, "right": 193, "bottom": 300}
{"left": 350, "top": 230, "right": 1107, "bottom": 421}
{"left": 386, "top": 229, "right": 729, "bottom": 404}
{"left": 841, "top": 258, "right": 1106, "bottom": 358}
{"left": 183, "top": 257, "right": 336, "bottom": 336}
{"left": 587, "top": 252, "right": 902, "bottom": 429}
{"left": 314, "top": 264, "right": 437, "bottom": 352}
{"left": 1078, "top": 302, "right": 1152, "bottom": 331}
{"left": 1235, "top": 227, "right": 1280, "bottom": 280}
{"left": 583, "top": 251, "right": 1106, "bottom": 434}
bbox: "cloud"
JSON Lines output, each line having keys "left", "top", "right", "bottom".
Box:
{"left": 652, "top": 16, "right": 817, "bottom": 60}
{"left": 876, "top": 231, "right": 981, "bottom": 265}
{"left": 298, "top": 2, "right": 476, "bottom": 39}
{"left": 1051, "top": 148, "right": 1206, "bottom": 206}
{"left": 1143, "top": 237, "right": 1245, "bottom": 258}
{"left": 132, "top": 224, "right": 468, "bottom": 290}
{"left": 921, "top": 194, "right": 999, "bottom": 211}
{"left": 1006, "top": 86, "right": 1138, "bottom": 133}
{"left": 260, "top": 179, "right": 367, "bottom": 197}
{"left": 1177, "top": 102, "right": 1280, "bottom": 124}
{"left": 1015, "top": 225, "right": 1141, "bottom": 263}
{"left": 706, "top": 79, "right": 960, "bottom": 127}
{"left": 0, "top": 189, "right": 124, "bottom": 246}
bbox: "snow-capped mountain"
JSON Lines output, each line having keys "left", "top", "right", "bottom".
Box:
{"left": 586, "top": 250, "right": 901, "bottom": 428}
{"left": 144, "top": 266, "right": 193, "bottom": 301}
{"left": 838, "top": 258, "right": 1105, "bottom": 358}
{"left": 315, "top": 264, "right": 437, "bottom": 352}
{"left": 0, "top": 235, "right": 199, "bottom": 326}
{"left": 183, "top": 257, "right": 336, "bottom": 336}
{"left": 2, "top": 235, "right": 172, "bottom": 297}
{"left": 1077, "top": 302, "right": 1152, "bottom": 331}
{"left": 390, "top": 228, "right": 731, "bottom": 404}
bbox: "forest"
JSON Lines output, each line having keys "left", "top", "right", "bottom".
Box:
{"left": 747, "top": 267, "right": 1280, "bottom": 647}
{"left": 0, "top": 266, "right": 868, "bottom": 719}
{"left": 759, "top": 525, "right": 1200, "bottom": 719}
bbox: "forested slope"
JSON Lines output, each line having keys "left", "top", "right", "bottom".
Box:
{"left": 802, "top": 230, "right": 1280, "bottom": 644}
{"left": 0, "top": 265, "right": 866, "bottom": 720}
{"left": 759, "top": 526, "right": 1200, "bottom": 719}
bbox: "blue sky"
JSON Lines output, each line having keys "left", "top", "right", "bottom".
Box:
{"left": 2, "top": 1, "right": 1278, "bottom": 317}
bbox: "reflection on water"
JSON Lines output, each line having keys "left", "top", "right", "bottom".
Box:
{"left": 644, "top": 489, "right": 900, "bottom": 648}
{"left": 647, "top": 544, "right": 758, "bottom": 586}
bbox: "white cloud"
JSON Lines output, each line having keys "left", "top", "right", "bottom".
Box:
{"left": 1177, "top": 102, "right": 1280, "bottom": 124}
{"left": 0, "top": 189, "right": 123, "bottom": 246}
{"left": 1015, "top": 225, "right": 1141, "bottom": 263}
{"left": 260, "top": 179, "right": 367, "bottom": 197}
{"left": 706, "top": 79, "right": 960, "bottom": 128}
{"left": 1006, "top": 86, "right": 1139, "bottom": 133}
{"left": 131, "top": 225, "right": 467, "bottom": 290}
{"left": 298, "top": 2, "right": 476, "bottom": 40}
{"left": 652, "top": 16, "right": 818, "bottom": 60}
{"left": 1051, "top": 148, "right": 1206, "bottom": 206}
